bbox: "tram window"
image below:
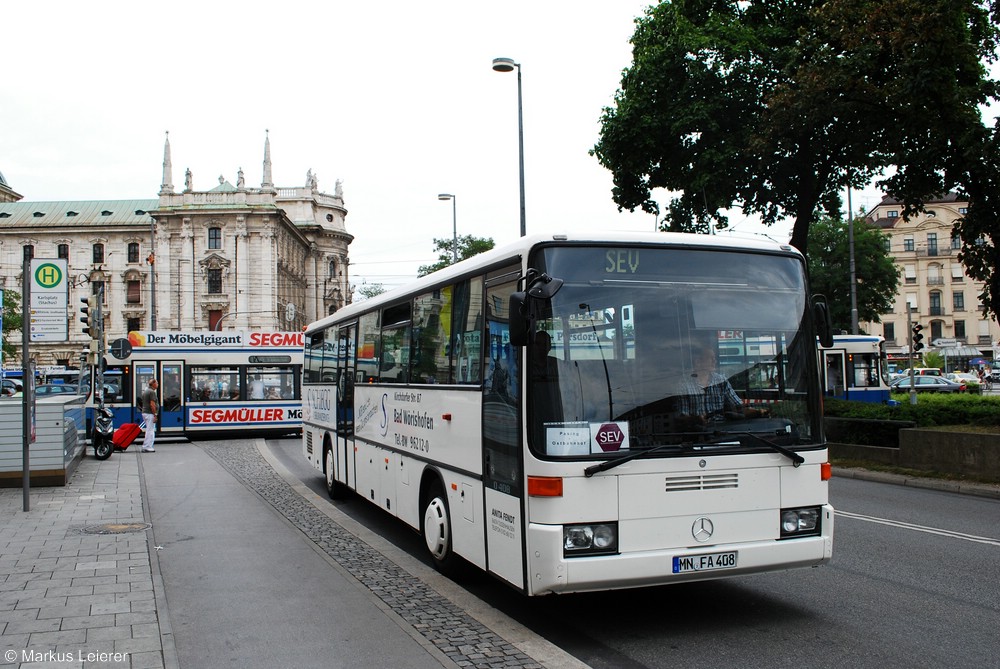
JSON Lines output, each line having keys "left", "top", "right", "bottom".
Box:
{"left": 248, "top": 366, "right": 295, "bottom": 400}
{"left": 189, "top": 367, "right": 241, "bottom": 401}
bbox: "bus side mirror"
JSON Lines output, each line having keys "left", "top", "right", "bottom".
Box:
{"left": 812, "top": 295, "right": 834, "bottom": 348}
{"left": 509, "top": 272, "right": 563, "bottom": 348}
{"left": 509, "top": 291, "right": 528, "bottom": 347}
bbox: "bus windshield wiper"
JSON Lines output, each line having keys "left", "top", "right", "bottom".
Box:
{"left": 708, "top": 431, "right": 805, "bottom": 467}
{"left": 583, "top": 439, "right": 692, "bottom": 478}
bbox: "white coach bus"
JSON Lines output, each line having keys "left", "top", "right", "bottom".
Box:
{"left": 302, "top": 232, "right": 835, "bottom": 595}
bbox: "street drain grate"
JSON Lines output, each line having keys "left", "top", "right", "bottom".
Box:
{"left": 82, "top": 522, "right": 151, "bottom": 535}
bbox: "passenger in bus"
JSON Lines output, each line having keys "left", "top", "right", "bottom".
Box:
{"left": 266, "top": 386, "right": 282, "bottom": 400}
{"left": 250, "top": 374, "right": 266, "bottom": 399}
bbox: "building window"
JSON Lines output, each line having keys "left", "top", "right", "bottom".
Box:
{"left": 927, "top": 233, "right": 938, "bottom": 257}
{"left": 328, "top": 260, "right": 337, "bottom": 277}
{"left": 904, "top": 264, "right": 916, "bottom": 284}
{"left": 883, "top": 238, "right": 891, "bottom": 253}
{"left": 127, "top": 242, "right": 140, "bottom": 263}
{"left": 208, "top": 268, "right": 222, "bottom": 294}
{"left": 127, "top": 317, "right": 141, "bottom": 332}
{"left": 883, "top": 323, "right": 895, "bottom": 343}
{"left": 958, "top": 207, "right": 968, "bottom": 214}
{"left": 929, "top": 291, "right": 942, "bottom": 316}
{"left": 209, "top": 310, "right": 223, "bottom": 331}
{"left": 57, "top": 244, "right": 69, "bottom": 260}
{"left": 92, "top": 280, "right": 106, "bottom": 303}
{"left": 208, "top": 227, "right": 222, "bottom": 250}
{"left": 953, "top": 292, "right": 965, "bottom": 311}
{"left": 887, "top": 210, "right": 898, "bottom": 218}
{"left": 127, "top": 280, "right": 141, "bottom": 304}
{"left": 955, "top": 320, "right": 966, "bottom": 339}
{"left": 903, "top": 237, "right": 914, "bottom": 252}
{"left": 951, "top": 233, "right": 961, "bottom": 250}
{"left": 93, "top": 243, "right": 105, "bottom": 264}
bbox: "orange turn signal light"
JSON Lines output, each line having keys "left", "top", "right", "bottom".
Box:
{"left": 821, "top": 462, "right": 832, "bottom": 481}
{"left": 527, "top": 476, "right": 563, "bottom": 497}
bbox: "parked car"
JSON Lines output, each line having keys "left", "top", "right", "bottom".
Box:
{"left": 34, "top": 383, "right": 80, "bottom": 396}
{"left": 947, "top": 372, "right": 981, "bottom": 385}
{"left": 890, "top": 376, "right": 966, "bottom": 393}
{"left": 2, "top": 379, "right": 22, "bottom": 395}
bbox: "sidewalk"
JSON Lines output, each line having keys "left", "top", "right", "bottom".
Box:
{"left": 1, "top": 442, "right": 584, "bottom": 669}
{"left": 0, "top": 451, "right": 169, "bottom": 669}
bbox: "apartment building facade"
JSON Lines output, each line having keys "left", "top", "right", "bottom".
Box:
{"left": 862, "top": 193, "right": 999, "bottom": 366}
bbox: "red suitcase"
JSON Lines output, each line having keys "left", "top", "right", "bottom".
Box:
{"left": 112, "top": 423, "right": 142, "bottom": 450}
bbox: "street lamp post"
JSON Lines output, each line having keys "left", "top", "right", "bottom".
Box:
{"left": 847, "top": 185, "right": 858, "bottom": 334}
{"left": 492, "top": 57, "right": 526, "bottom": 237}
{"left": 438, "top": 193, "right": 458, "bottom": 263}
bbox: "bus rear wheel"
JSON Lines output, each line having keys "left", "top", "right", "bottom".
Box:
{"left": 422, "top": 481, "right": 461, "bottom": 575}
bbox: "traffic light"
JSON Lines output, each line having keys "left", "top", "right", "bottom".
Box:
{"left": 80, "top": 295, "right": 99, "bottom": 339}
{"left": 912, "top": 323, "right": 925, "bottom": 352}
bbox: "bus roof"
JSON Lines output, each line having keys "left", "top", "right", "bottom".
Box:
{"left": 311, "top": 231, "right": 801, "bottom": 334}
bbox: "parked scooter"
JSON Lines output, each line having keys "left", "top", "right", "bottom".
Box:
{"left": 93, "top": 405, "right": 114, "bottom": 460}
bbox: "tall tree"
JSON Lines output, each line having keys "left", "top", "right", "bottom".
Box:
{"left": 1, "top": 290, "right": 22, "bottom": 363}
{"left": 593, "top": 0, "right": 1000, "bottom": 312}
{"left": 806, "top": 216, "right": 899, "bottom": 331}
{"left": 418, "top": 235, "right": 495, "bottom": 277}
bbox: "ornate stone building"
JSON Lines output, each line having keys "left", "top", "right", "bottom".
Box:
{"left": 861, "top": 193, "right": 999, "bottom": 365}
{"left": 0, "top": 134, "right": 353, "bottom": 367}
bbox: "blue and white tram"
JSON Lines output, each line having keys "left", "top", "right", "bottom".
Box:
{"left": 819, "top": 335, "right": 891, "bottom": 403}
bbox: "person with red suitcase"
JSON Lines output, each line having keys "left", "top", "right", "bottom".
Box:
{"left": 140, "top": 378, "right": 159, "bottom": 452}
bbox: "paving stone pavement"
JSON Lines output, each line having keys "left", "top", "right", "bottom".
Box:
{"left": 0, "top": 453, "right": 168, "bottom": 669}
{"left": 2, "top": 441, "right": 578, "bottom": 669}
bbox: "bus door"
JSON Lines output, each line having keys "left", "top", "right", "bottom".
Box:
{"left": 134, "top": 362, "right": 185, "bottom": 434}
{"left": 482, "top": 270, "right": 526, "bottom": 591}
{"left": 335, "top": 325, "right": 357, "bottom": 489}
{"left": 822, "top": 351, "right": 846, "bottom": 399}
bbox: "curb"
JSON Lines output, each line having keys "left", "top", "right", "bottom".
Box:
{"left": 833, "top": 467, "right": 1000, "bottom": 500}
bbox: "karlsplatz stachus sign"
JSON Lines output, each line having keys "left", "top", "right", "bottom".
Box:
{"left": 29, "top": 259, "right": 69, "bottom": 342}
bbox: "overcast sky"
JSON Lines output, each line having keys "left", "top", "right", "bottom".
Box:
{"left": 3, "top": 0, "right": 896, "bottom": 293}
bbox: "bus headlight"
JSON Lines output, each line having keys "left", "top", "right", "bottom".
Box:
{"left": 779, "top": 507, "right": 821, "bottom": 538}
{"left": 563, "top": 522, "right": 618, "bottom": 557}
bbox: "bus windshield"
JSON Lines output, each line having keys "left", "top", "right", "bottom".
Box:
{"left": 527, "top": 245, "right": 819, "bottom": 457}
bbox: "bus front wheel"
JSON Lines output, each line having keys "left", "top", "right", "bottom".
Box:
{"left": 422, "top": 481, "right": 461, "bottom": 575}
{"left": 324, "top": 445, "right": 347, "bottom": 500}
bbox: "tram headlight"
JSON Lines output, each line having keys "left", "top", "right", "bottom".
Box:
{"left": 563, "top": 522, "right": 618, "bottom": 557}
{"left": 779, "top": 507, "right": 821, "bottom": 538}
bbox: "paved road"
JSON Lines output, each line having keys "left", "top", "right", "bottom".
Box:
{"left": 266, "top": 438, "right": 1000, "bottom": 669}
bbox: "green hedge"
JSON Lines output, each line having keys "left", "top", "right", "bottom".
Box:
{"left": 824, "top": 394, "right": 1000, "bottom": 428}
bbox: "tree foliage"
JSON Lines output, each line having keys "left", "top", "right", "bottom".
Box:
{"left": 805, "top": 216, "right": 898, "bottom": 330}
{"left": 418, "top": 235, "right": 495, "bottom": 277}
{"left": 593, "top": 0, "right": 1000, "bottom": 315}
{"left": 1, "top": 290, "right": 22, "bottom": 363}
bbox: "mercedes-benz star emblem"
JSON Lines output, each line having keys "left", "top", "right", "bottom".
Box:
{"left": 692, "top": 517, "right": 714, "bottom": 542}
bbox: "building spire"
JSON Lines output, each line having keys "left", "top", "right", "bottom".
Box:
{"left": 159, "top": 131, "right": 174, "bottom": 195}
{"left": 261, "top": 129, "right": 275, "bottom": 192}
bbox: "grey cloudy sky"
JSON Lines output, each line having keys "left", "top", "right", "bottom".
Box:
{"left": 4, "top": 0, "right": 895, "bottom": 292}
